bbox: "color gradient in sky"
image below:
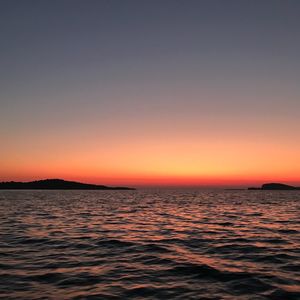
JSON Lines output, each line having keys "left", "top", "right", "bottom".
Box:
{"left": 1, "top": 0, "right": 300, "bottom": 186}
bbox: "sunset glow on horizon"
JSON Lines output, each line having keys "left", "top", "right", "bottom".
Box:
{"left": 1, "top": 1, "right": 300, "bottom": 187}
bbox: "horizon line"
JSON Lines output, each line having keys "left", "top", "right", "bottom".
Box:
{"left": 1, "top": 177, "right": 300, "bottom": 189}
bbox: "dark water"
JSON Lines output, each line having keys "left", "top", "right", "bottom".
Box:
{"left": 0, "top": 190, "right": 299, "bottom": 300}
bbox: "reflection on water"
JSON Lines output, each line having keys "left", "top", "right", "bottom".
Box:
{"left": 0, "top": 189, "right": 299, "bottom": 299}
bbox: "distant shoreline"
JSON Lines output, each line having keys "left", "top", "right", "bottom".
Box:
{"left": 226, "top": 183, "right": 300, "bottom": 191}
{"left": 247, "top": 183, "right": 300, "bottom": 190}
{"left": 1, "top": 180, "right": 299, "bottom": 191}
{"left": 0, "top": 179, "right": 135, "bottom": 190}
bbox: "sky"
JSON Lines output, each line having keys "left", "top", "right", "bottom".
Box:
{"left": 1, "top": 0, "right": 300, "bottom": 187}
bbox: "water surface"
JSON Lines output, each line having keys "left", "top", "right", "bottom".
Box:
{"left": 0, "top": 190, "right": 299, "bottom": 299}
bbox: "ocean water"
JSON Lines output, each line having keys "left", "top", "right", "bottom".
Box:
{"left": 0, "top": 190, "right": 299, "bottom": 300}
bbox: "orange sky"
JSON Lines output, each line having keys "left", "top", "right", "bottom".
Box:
{"left": 1, "top": 128, "right": 299, "bottom": 187}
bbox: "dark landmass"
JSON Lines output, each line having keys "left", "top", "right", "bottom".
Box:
{"left": 0, "top": 179, "right": 135, "bottom": 190}
{"left": 248, "top": 183, "right": 300, "bottom": 190}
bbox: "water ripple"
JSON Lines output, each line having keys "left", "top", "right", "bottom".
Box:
{"left": 0, "top": 189, "right": 299, "bottom": 299}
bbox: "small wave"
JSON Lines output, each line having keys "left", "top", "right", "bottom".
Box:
{"left": 277, "top": 229, "right": 299, "bottom": 234}
{"left": 27, "top": 272, "right": 66, "bottom": 283}
{"left": 96, "top": 239, "right": 136, "bottom": 248}
{"left": 207, "top": 244, "right": 269, "bottom": 254}
{"left": 265, "top": 287, "right": 300, "bottom": 300}
{"left": 135, "top": 243, "right": 172, "bottom": 253}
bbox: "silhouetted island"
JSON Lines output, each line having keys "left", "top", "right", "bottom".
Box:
{"left": 248, "top": 183, "right": 300, "bottom": 190}
{"left": 0, "top": 179, "right": 135, "bottom": 190}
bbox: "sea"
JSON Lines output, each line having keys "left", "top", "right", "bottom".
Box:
{"left": 0, "top": 189, "right": 299, "bottom": 300}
